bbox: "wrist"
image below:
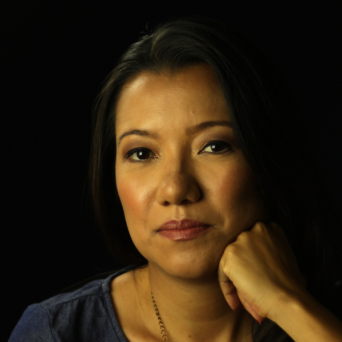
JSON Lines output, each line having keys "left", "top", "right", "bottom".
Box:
{"left": 267, "top": 287, "right": 311, "bottom": 324}
{"left": 267, "top": 287, "right": 342, "bottom": 342}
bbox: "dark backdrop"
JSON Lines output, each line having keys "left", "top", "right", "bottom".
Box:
{"left": 2, "top": 0, "right": 342, "bottom": 340}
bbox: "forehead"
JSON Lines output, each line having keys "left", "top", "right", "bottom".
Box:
{"left": 115, "top": 64, "right": 230, "bottom": 130}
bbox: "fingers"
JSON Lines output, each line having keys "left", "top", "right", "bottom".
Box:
{"left": 218, "top": 245, "right": 266, "bottom": 325}
{"left": 218, "top": 266, "right": 265, "bottom": 324}
{"left": 240, "top": 298, "right": 264, "bottom": 325}
{"left": 218, "top": 263, "right": 241, "bottom": 311}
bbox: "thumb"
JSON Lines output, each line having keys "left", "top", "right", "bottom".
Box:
{"left": 218, "top": 263, "right": 241, "bottom": 311}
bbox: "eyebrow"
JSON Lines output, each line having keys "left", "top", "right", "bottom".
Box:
{"left": 117, "top": 120, "right": 233, "bottom": 147}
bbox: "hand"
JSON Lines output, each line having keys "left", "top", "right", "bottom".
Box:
{"left": 218, "top": 221, "right": 307, "bottom": 324}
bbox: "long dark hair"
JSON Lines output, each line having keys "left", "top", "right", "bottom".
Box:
{"left": 88, "top": 14, "right": 342, "bottom": 341}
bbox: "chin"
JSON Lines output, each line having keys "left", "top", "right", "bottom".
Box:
{"left": 150, "top": 251, "right": 222, "bottom": 282}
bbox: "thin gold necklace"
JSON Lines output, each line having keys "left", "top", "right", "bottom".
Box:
{"left": 151, "top": 291, "right": 169, "bottom": 342}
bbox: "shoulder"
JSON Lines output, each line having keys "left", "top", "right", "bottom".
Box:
{"left": 9, "top": 265, "right": 137, "bottom": 342}
{"left": 9, "top": 304, "right": 54, "bottom": 342}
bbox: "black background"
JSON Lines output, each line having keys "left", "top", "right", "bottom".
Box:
{"left": 2, "top": 0, "right": 342, "bottom": 340}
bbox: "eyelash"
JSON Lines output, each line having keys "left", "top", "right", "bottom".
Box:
{"left": 124, "top": 140, "right": 232, "bottom": 164}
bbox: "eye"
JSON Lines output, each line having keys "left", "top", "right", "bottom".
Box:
{"left": 125, "top": 148, "right": 153, "bottom": 163}
{"left": 200, "top": 140, "right": 232, "bottom": 154}
{"left": 124, "top": 140, "right": 232, "bottom": 163}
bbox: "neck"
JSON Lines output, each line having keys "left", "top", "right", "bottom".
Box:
{"left": 134, "top": 263, "right": 252, "bottom": 342}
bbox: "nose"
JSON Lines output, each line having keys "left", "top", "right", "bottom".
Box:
{"left": 155, "top": 156, "right": 201, "bottom": 206}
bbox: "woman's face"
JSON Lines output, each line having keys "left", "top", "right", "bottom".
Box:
{"left": 115, "top": 64, "right": 270, "bottom": 279}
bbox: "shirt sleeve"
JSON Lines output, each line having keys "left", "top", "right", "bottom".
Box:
{"left": 9, "top": 304, "right": 55, "bottom": 342}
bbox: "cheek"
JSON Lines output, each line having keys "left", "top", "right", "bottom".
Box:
{"left": 212, "top": 164, "right": 253, "bottom": 200}
{"left": 116, "top": 177, "right": 142, "bottom": 225}
{"left": 116, "top": 174, "right": 157, "bottom": 260}
{"left": 210, "top": 162, "right": 264, "bottom": 219}
{"left": 116, "top": 172, "right": 153, "bottom": 233}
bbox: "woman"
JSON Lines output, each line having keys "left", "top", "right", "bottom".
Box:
{"left": 10, "top": 15, "right": 342, "bottom": 342}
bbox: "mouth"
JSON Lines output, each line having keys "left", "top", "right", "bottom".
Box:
{"left": 157, "top": 219, "right": 213, "bottom": 241}
{"left": 157, "top": 226, "right": 212, "bottom": 241}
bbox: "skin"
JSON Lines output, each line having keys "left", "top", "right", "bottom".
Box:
{"left": 113, "top": 63, "right": 269, "bottom": 341}
{"left": 115, "top": 64, "right": 270, "bottom": 281}
{"left": 112, "top": 63, "right": 342, "bottom": 342}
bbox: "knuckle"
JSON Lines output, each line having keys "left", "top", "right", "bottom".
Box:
{"left": 226, "top": 244, "right": 239, "bottom": 256}
{"left": 236, "top": 230, "right": 252, "bottom": 243}
{"left": 218, "top": 260, "right": 230, "bottom": 276}
{"left": 219, "top": 256, "right": 227, "bottom": 268}
{"left": 237, "top": 231, "right": 249, "bottom": 239}
{"left": 255, "top": 221, "right": 267, "bottom": 231}
{"left": 249, "top": 222, "right": 263, "bottom": 235}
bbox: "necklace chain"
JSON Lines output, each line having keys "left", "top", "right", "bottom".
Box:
{"left": 151, "top": 292, "right": 169, "bottom": 342}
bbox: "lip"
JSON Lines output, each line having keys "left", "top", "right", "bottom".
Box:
{"left": 157, "top": 219, "right": 212, "bottom": 241}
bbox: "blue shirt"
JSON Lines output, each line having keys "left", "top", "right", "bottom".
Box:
{"left": 9, "top": 265, "right": 136, "bottom": 342}
{"left": 9, "top": 265, "right": 342, "bottom": 342}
